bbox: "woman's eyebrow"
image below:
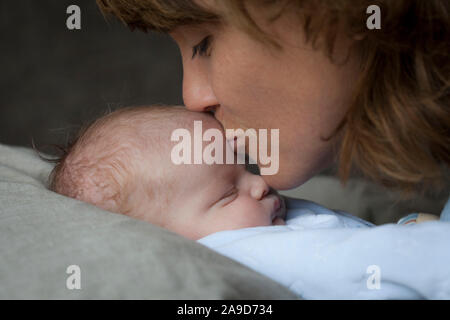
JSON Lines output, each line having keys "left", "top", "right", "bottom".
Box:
{"left": 182, "top": 20, "right": 223, "bottom": 34}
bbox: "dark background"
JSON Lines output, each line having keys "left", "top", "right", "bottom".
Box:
{"left": 1, "top": 0, "right": 183, "bottom": 150}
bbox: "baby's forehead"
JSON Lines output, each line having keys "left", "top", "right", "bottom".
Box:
{"left": 77, "top": 106, "right": 227, "bottom": 169}
{"left": 174, "top": 110, "right": 224, "bottom": 132}
{"left": 127, "top": 106, "right": 223, "bottom": 134}
{"left": 93, "top": 106, "right": 222, "bottom": 142}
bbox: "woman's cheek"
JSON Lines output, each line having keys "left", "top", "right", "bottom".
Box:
{"left": 211, "top": 56, "right": 264, "bottom": 128}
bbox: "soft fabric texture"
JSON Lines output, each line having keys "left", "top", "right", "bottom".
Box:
{"left": 441, "top": 197, "right": 450, "bottom": 222}
{"left": 198, "top": 198, "right": 450, "bottom": 299}
{"left": 280, "top": 177, "right": 449, "bottom": 225}
{"left": 0, "top": 144, "right": 297, "bottom": 299}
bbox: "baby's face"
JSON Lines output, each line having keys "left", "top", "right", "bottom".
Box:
{"left": 165, "top": 161, "right": 287, "bottom": 240}
{"left": 53, "top": 106, "right": 285, "bottom": 241}
{"left": 138, "top": 114, "right": 286, "bottom": 240}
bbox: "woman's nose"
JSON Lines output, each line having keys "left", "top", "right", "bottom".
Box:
{"left": 182, "top": 61, "right": 219, "bottom": 112}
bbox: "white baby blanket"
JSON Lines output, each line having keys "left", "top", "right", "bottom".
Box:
{"left": 198, "top": 198, "right": 450, "bottom": 299}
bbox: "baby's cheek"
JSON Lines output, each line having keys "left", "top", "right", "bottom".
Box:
{"left": 234, "top": 197, "right": 270, "bottom": 227}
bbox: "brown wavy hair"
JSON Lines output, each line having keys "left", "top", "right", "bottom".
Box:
{"left": 96, "top": 0, "right": 450, "bottom": 195}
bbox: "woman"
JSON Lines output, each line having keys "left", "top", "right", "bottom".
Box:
{"left": 96, "top": 0, "right": 449, "bottom": 213}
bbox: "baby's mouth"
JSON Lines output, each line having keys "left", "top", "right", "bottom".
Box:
{"left": 267, "top": 193, "right": 286, "bottom": 225}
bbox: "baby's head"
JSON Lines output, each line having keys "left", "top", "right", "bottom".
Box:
{"left": 50, "top": 106, "right": 286, "bottom": 240}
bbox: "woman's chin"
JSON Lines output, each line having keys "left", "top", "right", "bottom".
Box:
{"left": 260, "top": 169, "right": 310, "bottom": 191}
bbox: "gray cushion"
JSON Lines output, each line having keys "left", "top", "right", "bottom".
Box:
{"left": 0, "top": 144, "right": 297, "bottom": 299}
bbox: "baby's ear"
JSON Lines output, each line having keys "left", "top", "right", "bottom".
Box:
{"left": 75, "top": 164, "right": 124, "bottom": 214}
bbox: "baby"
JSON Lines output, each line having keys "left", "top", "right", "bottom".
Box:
{"left": 49, "top": 105, "right": 286, "bottom": 240}
{"left": 49, "top": 105, "right": 450, "bottom": 299}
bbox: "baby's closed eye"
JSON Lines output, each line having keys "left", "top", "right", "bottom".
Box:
{"left": 215, "top": 187, "right": 238, "bottom": 207}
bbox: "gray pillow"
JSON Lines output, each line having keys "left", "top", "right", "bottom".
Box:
{"left": 0, "top": 144, "right": 297, "bottom": 299}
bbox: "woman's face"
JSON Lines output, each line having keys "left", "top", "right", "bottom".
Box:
{"left": 169, "top": 4, "right": 361, "bottom": 190}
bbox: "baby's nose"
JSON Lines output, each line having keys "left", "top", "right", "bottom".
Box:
{"left": 250, "top": 177, "right": 270, "bottom": 200}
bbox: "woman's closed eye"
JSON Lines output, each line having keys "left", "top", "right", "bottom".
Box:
{"left": 192, "top": 35, "right": 212, "bottom": 59}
